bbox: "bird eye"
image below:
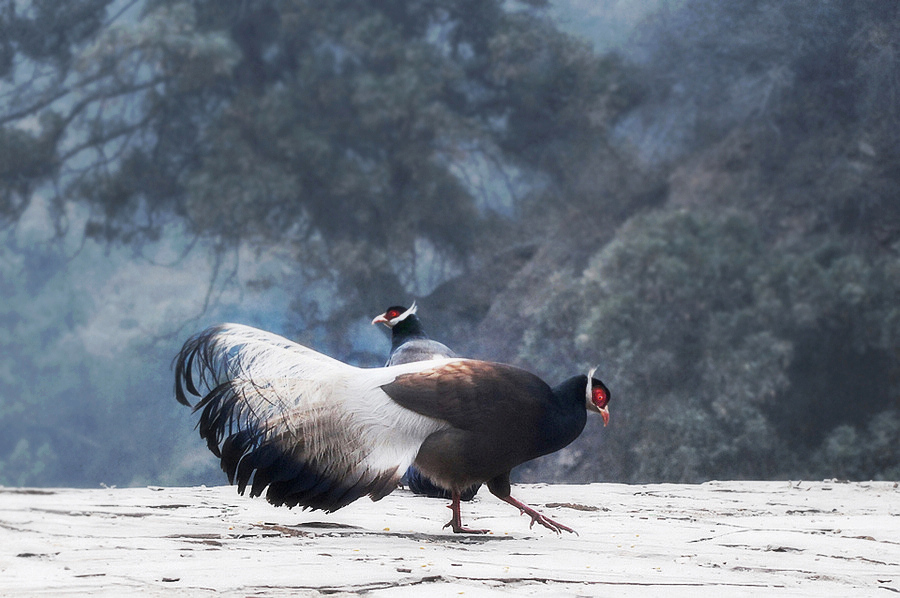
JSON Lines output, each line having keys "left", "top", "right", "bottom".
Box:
{"left": 387, "top": 309, "right": 401, "bottom": 319}
{"left": 592, "top": 386, "right": 609, "bottom": 409}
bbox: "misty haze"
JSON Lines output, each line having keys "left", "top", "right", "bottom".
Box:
{"left": 1, "top": 0, "right": 898, "bottom": 491}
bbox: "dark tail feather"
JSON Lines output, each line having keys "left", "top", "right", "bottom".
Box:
{"left": 173, "top": 326, "right": 224, "bottom": 407}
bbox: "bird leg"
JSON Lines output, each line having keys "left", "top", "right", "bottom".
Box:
{"left": 500, "top": 495, "right": 577, "bottom": 535}
{"left": 443, "top": 490, "right": 489, "bottom": 534}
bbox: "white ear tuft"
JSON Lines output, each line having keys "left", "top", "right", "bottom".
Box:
{"left": 585, "top": 366, "right": 598, "bottom": 401}
{"left": 394, "top": 302, "right": 418, "bottom": 323}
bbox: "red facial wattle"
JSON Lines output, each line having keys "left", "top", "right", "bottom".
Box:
{"left": 592, "top": 386, "right": 609, "bottom": 409}
{"left": 592, "top": 386, "right": 610, "bottom": 427}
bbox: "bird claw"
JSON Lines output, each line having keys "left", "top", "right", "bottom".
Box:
{"left": 503, "top": 496, "right": 578, "bottom": 535}
{"left": 523, "top": 511, "right": 577, "bottom": 535}
{"left": 443, "top": 520, "right": 489, "bottom": 534}
{"left": 444, "top": 495, "right": 489, "bottom": 534}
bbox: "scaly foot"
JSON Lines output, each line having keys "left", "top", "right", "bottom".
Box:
{"left": 501, "top": 495, "right": 577, "bottom": 535}
{"left": 444, "top": 490, "right": 489, "bottom": 534}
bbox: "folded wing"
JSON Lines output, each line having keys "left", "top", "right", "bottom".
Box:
{"left": 381, "top": 360, "right": 553, "bottom": 436}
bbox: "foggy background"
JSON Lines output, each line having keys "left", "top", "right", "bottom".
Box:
{"left": 1, "top": 0, "right": 898, "bottom": 488}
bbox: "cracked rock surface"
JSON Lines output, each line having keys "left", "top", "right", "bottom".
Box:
{"left": 1, "top": 481, "right": 898, "bottom": 596}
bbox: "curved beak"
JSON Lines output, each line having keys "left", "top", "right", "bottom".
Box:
{"left": 372, "top": 313, "right": 389, "bottom": 326}
{"left": 600, "top": 407, "right": 610, "bottom": 427}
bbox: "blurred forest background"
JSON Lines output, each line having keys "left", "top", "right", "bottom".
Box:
{"left": 1, "top": 0, "right": 899, "bottom": 488}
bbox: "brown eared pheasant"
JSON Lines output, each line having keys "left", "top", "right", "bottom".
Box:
{"left": 174, "top": 323, "right": 610, "bottom": 534}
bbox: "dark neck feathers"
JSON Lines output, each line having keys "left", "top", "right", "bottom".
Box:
{"left": 540, "top": 375, "right": 589, "bottom": 454}
{"left": 390, "top": 315, "right": 428, "bottom": 352}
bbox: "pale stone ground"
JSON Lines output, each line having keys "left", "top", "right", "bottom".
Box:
{"left": 1, "top": 481, "right": 897, "bottom": 597}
